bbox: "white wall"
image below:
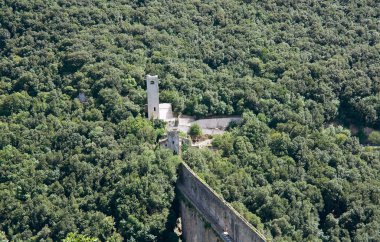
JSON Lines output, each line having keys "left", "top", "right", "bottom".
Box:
{"left": 159, "top": 103, "right": 174, "bottom": 120}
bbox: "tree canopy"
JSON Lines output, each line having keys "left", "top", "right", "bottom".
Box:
{"left": 183, "top": 113, "right": 380, "bottom": 241}
{"left": 1, "top": 0, "right": 380, "bottom": 241}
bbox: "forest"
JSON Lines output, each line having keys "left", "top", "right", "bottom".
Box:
{"left": 0, "top": 0, "right": 379, "bottom": 241}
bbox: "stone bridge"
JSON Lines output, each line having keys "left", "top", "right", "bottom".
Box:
{"left": 177, "top": 163, "right": 266, "bottom": 242}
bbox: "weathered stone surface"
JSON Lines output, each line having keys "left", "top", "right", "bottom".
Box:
{"left": 178, "top": 116, "right": 242, "bottom": 135}
{"left": 146, "top": 75, "right": 160, "bottom": 119}
{"left": 180, "top": 200, "right": 221, "bottom": 242}
{"left": 178, "top": 163, "right": 266, "bottom": 242}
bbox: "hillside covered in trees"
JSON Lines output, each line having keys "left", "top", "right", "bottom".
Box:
{"left": 0, "top": 0, "right": 379, "bottom": 241}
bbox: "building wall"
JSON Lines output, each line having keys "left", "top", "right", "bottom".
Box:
{"left": 167, "top": 131, "right": 180, "bottom": 154}
{"left": 177, "top": 163, "right": 266, "bottom": 242}
{"left": 177, "top": 116, "right": 242, "bottom": 135}
{"left": 180, "top": 200, "right": 221, "bottom": 242}
{"left": 159, "top": 103, "right": 174, "bottom": 120}
{"left": 146, "top": 75, "right": 160, "bottom": 119}
{"left": 159, "top": 131, "right": 181, "bottom": 154}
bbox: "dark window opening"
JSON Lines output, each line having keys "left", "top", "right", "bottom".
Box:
{"left": 172, "top": 141, "right": 175, "bottom": 144}
{"left": 154, "top": 107, "right": 156, "bottom": 111}
{"left": 150, "top": 81, "right": 155, "bottom": 84}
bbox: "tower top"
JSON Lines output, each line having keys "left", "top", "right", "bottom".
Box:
{"left": 146, "top": 74, "right": 158, "bottom": 82}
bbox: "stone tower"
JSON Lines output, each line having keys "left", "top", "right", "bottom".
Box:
{"left": 146, "top": 75, "right": 159, "bottom": 119}
{"left": 167, "top": 130, "right": 181, "bottom": 155}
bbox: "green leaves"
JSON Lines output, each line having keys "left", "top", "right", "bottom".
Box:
{"left": 188, "top": 123, "right": 202, "bottom": 139}
{"left": 184, "top": 110, "right": 380, "bottom": 241}
{"left": 368, "top": 131, "right": 380, "bottom": 145}
{"left": 0, "top": 0, "right": 379, "bottom": 241}
{"left": 0, "top": 92, "right": 31, "bottom": 116}
{"left": 63, "top": 233, "right": 98, "bottom": 242}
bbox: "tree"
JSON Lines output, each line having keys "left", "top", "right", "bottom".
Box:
{"left": 1, "top": 0, "right": 380, "bottom": 241}
{"left": 188, "top": 123, "right": 203, "bottom": 139}
{"left": 0, "top": 231, "right": 8, "bottom": 242}
{"left": 63, "top": 233, "right": 98, "bottom": 242}
{"left": 368, "top": 131, "right": 380, "bottom": 145}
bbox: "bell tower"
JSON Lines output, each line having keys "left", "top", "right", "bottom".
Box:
{"left": 146, "top": 75, "right": 160, "bottom": 119}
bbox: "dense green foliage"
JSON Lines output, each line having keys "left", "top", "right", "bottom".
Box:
{"left": 185, "top": 113, "right": 380, "bottom": 241}
{"left": 1, "top": 0, "right": 380, "bottom": 241}
{"left": 0, "top": 115, "right": 180, "bottom": 241}
{"left": 368, "top": 131, "right": 380, "bottom": 145}
{"left": 1, "top": 0, "right": 380, "bottom": 126}
{"left": 63, "top": 233, "right": 98, "bottom": 242}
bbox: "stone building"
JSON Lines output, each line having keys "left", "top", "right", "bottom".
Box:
{"left": 146, "top": 75, "right": 160, "bottom": 119}
{"left": 146, "top": 75, "right": 175, "bottom": 121}
{"left": 159, "top": 130, "right": 181, "bottom": 155}
{"left": 147, "top": 74, "right": 241, "bottom": 154}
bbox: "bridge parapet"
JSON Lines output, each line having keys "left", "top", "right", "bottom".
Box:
{"left": 177, "top": 162, "right": 266, "bottom": 242}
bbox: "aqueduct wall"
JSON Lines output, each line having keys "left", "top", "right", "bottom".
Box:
{"left": 177, "top": 163, "right": 266, "bottom": 242}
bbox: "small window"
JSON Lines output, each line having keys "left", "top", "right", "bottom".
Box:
{"left": 150, "top": 81, "right": 155, "bottom": 84}
{"left": 172, "top": 141, "right": 175, "bottom": 144}
{"left": 154, "top": 107, "right": 156, "bottom": 111}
